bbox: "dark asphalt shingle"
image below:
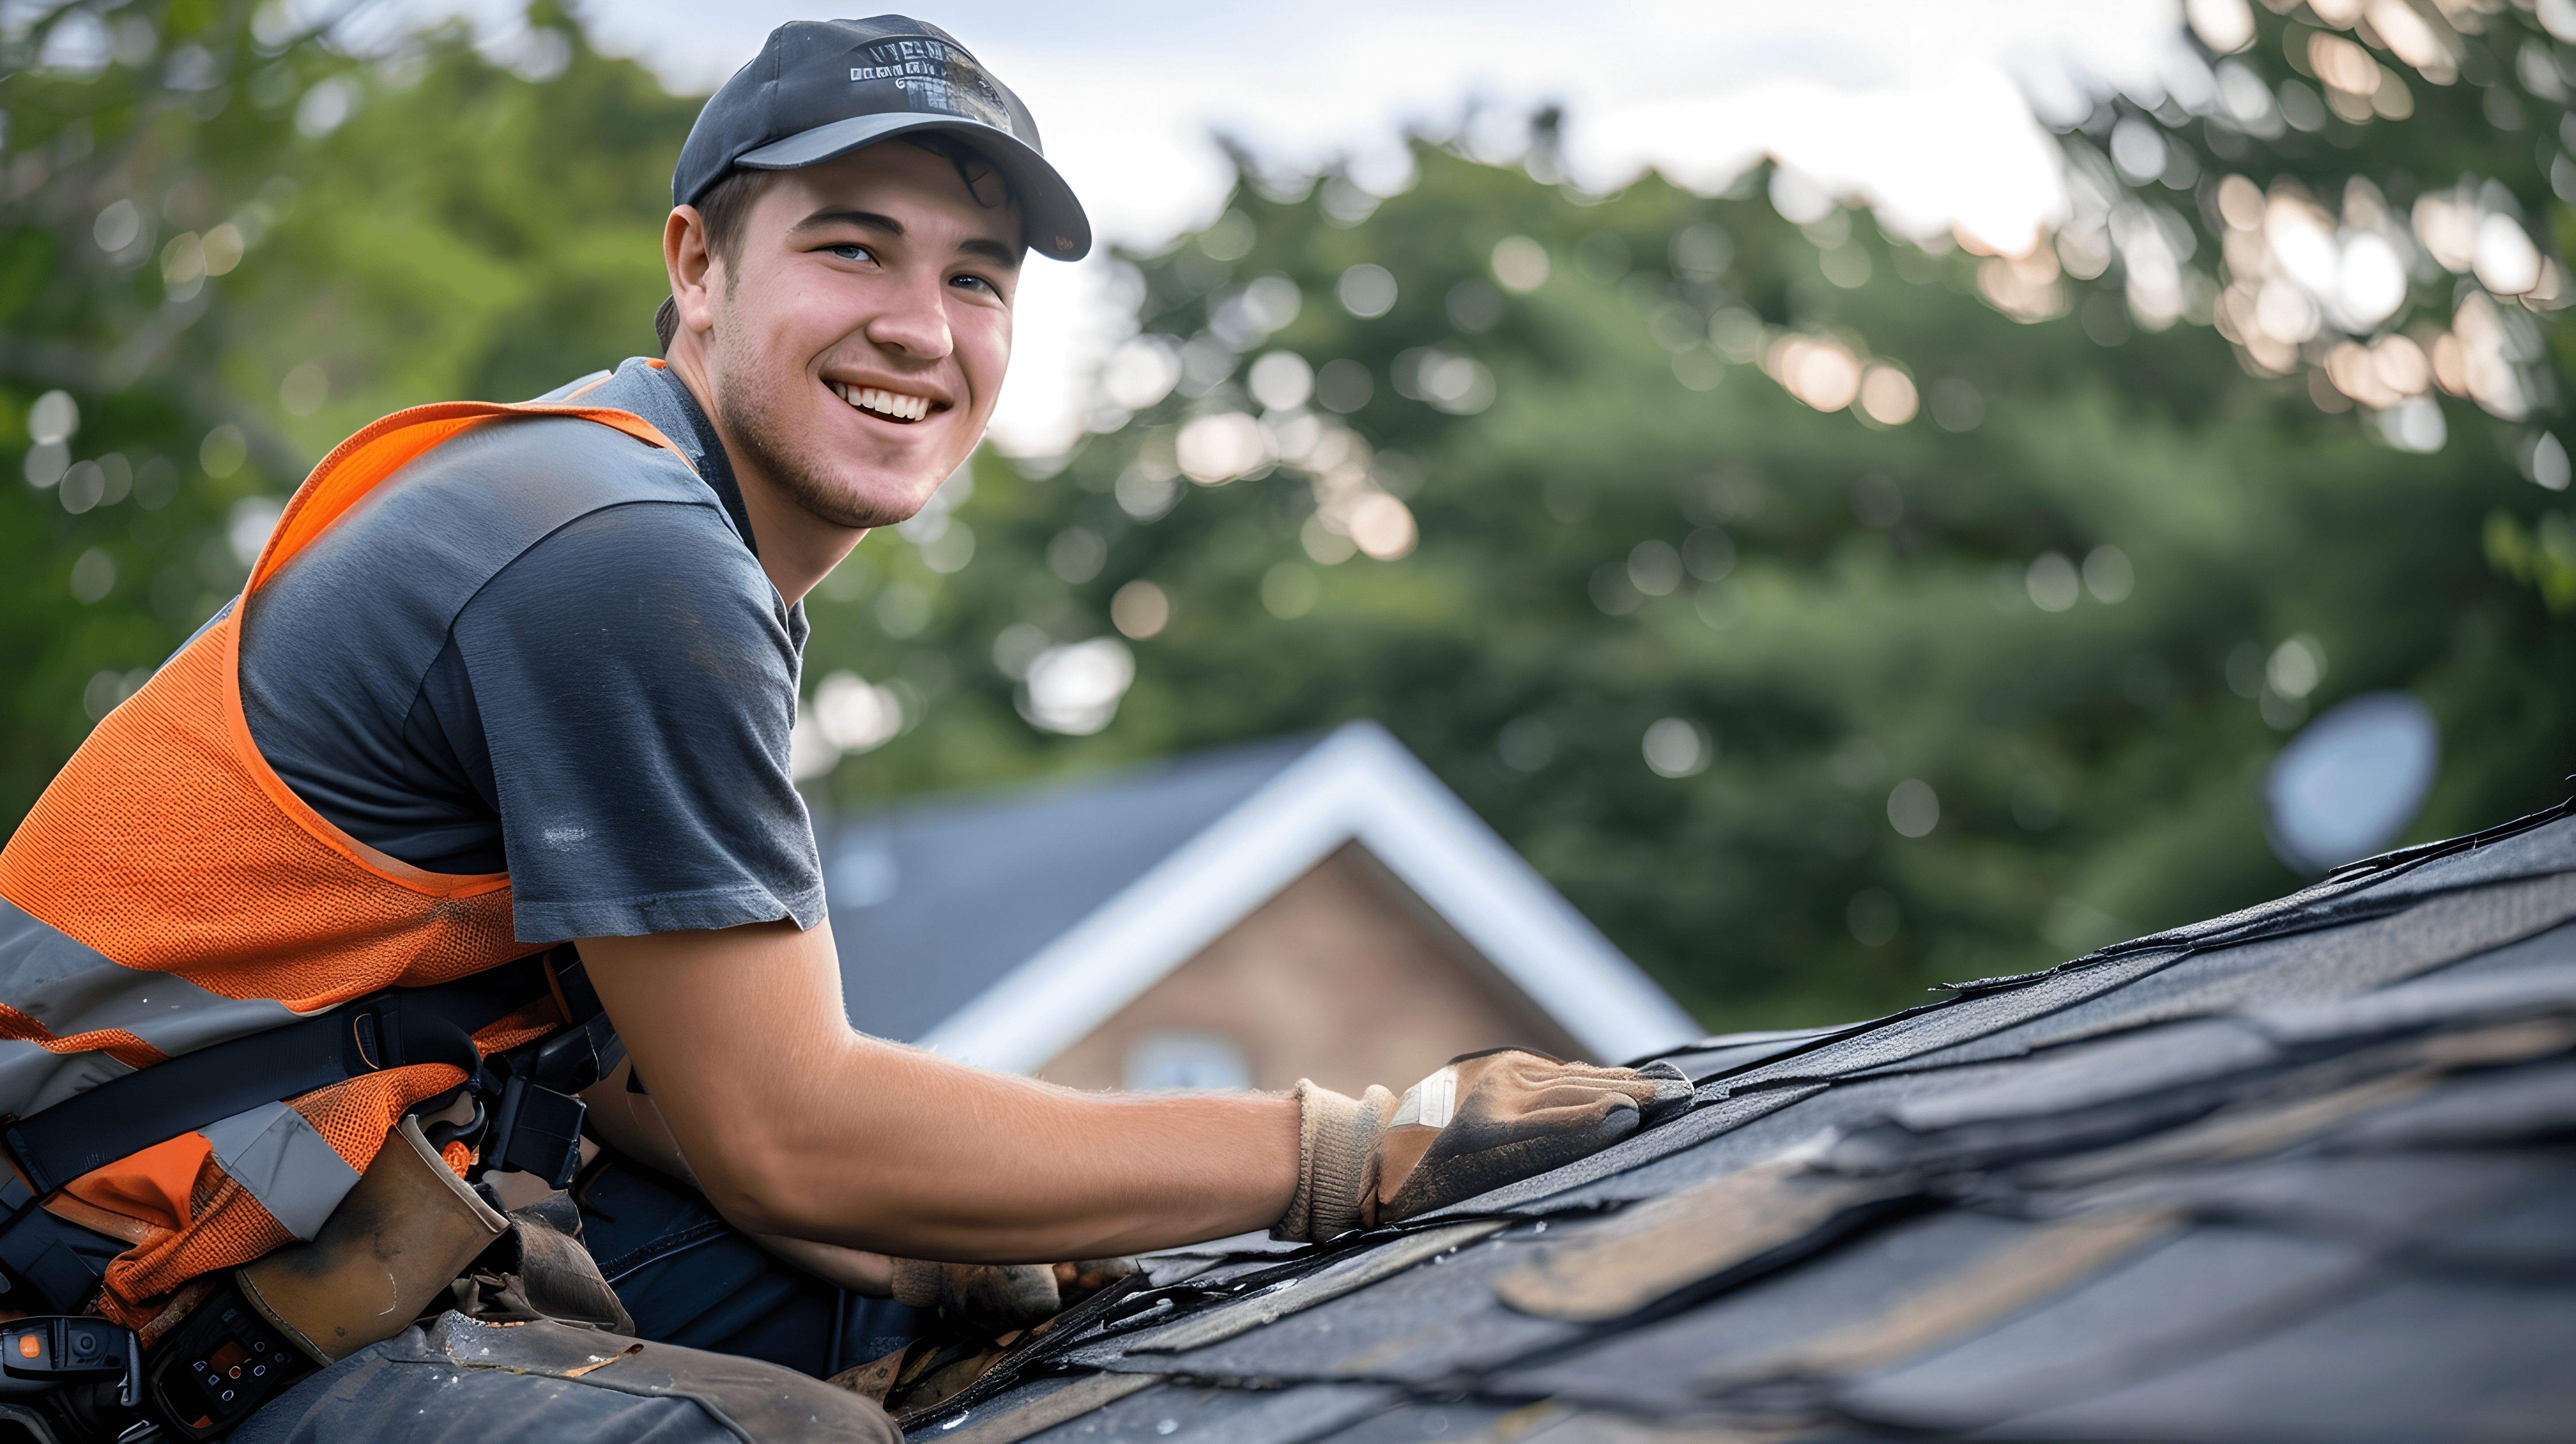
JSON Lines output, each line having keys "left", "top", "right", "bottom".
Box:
{"left": 904, "top": 800, "right": 2576, "bottom": 1444}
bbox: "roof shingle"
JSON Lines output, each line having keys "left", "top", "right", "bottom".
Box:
{"left": 893, "top": 800, "right": 2576, "bottom": 1444}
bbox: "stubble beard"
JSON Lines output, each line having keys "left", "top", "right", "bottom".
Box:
{"left": 712, "top": 322, "right": 926, "bottom": 532}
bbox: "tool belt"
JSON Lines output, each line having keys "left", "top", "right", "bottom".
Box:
{"left": 0, "top": 947, "right": 621, "bottom": 1441}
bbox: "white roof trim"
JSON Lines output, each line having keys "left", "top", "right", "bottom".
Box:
{"left": 915, "top": 721, "right": 1703, "bottom": 1073}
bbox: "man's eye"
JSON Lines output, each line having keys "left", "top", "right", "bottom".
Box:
{"left": 951, "top": 274, "right": 996, "bottom": 294}
{"left": 827, "top": 244, "right": 874, "bottom": 262}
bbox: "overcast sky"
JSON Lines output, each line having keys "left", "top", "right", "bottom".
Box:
{"left": 351, "top": 0, "right": 2195, "bottom": 451}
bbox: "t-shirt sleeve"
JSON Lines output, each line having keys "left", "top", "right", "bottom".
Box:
{"left": 448, "top": 499, "right": 824, "bottom": 942}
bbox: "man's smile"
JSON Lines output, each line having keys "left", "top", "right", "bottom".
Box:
{"left": 829, "top": 380, "right": 938, "bottom": 423}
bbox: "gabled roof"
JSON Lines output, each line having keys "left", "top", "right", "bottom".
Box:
{"left": 822, "top": 721, "right": 1702, "bottom": 1070}
{"left": 877, "top": 799, "right": 2576, "bottom": 1443}
{"left": 821, "top": 733, "right": 1311, "bottom": 1046}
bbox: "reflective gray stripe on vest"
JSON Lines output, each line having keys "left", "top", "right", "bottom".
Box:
{"left": 0, "top": 898, "right": 303, "bottom": 1120}
{"left": 199, "top": 1102, "right": 361, "bottom": 1240}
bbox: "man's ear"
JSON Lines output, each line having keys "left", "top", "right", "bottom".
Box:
{"left": 663, "top": 205, "right": 723, "bottom": 339}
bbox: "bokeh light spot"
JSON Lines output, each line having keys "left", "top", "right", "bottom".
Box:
{"left": 1490, "top": 236, "right": 1550, "bottom": 293}
{"left": 59, "top": 461, "right": 103, "bottom": 514}
{"left": 1116, "top": 464, "right": 1181, "bottom": 522}
{"left": 1197, "top": 209, "right": 1255, "bottom": 262}
{"left": 874, "top": 582, "right": 930, "bottom": 638}
{"left": 1176, "top": 412, "right": 1271, "bottom": 484}
{"left": 1019, "top": 638, "right": 1135, "bottom": 735}
{"left": 1315, "top": 359, "right": 1374, "bottom": 414}
{"left": 1929, "top": 379, "right": 1984, "bottom": 431}
{"left": 2529, "top": 433, "right": 2571, "bottom": 491}
{"left": 279, "top": 361, "right": 328, "bottom": 417}
{"left": 1260, "top": 561, "right": 1319, "bottom": 618}
{"left": 1498, "top": 716, "right": 1556, "bottom": 773}
{"left": 1111, "top": 580, "right": 1171, "bottom": 639}
{"left": 2082, "top": 545, "right": 2135, "bottom": 603}
{"left": 1642, "top": 718, "right": 1710, "bottom": 779}
{"left": 1887, "top": 779, "right": 1940, "bottom": 837}
{"left": 2268, "top": 634, "right": 2327, "bottom": 700}
{"left": 29, "top": 391, "right": 79, "bottom": 446}
{"left": 23, "top": 443, "right": 69, "bottom": 489}
{"left": 69, "top": 548, "right": 116, "bottom": 605}
{"left": 1349, "top": 494, "right": 1417, "bottom": 560}
{"left": 92, "top": 200, "right": 141, "bottom": 254}
{"left": 1847, "top": 888, "right": 1900, "bottom": 947}
{"left": 199, "top": 424, "right": 246, "bottom": 478}
{"left": 1683, "top": 527, "right": 1736, "bottom": 580}
{"left": 1337, "top": 263, "right": 1398, "bottom": 319}
{"left": 1247, "top": 351, "right": 1314, "bottom": 412}
{"left": 1046, "top": 526, "right": 1106, "bottom": 584}
{"left": 1764, "top": 335, "right": 1861, "bottom": 412}
{"left": 2187, "top": 0, "right": 2256, "bottom": 53}
{"left": 2266, "top": 691, "right": 2440, "bottom": 873}
{"left": 1102, "top": 335, "right": 1184, "bottom": 412}
{"left": 1292, "top": 513, "right": 1348, "bottom": 565}
{"left": 1671, "top": 351, "right": 1725, "bottom": 391}
{"left": 1628, "top": 540, "right": 1682, "bottom": 596}
{"left": 227, "top": 496, "right": 282, "bottom": 569}
{"left": 2025, "top": 553, "right": 2080, "bottom": 612}
{"left": 1445, "top": 279, "right": 1503, "bottom": 333}
{"left": 1857, "top": 366, "right": 1918, "bottom": 425}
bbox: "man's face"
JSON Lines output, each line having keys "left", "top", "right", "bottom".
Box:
{"left": 700, "top": 142, "right": 1020, "bottom": 530}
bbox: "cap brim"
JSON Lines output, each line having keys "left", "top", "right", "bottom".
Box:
{"left": 736, "top": 114, "right": 1091, "bottom": 261}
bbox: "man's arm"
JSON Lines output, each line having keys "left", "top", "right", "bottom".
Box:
{"left": 579, "top": 919, "right": 1301, "bottom": 1264}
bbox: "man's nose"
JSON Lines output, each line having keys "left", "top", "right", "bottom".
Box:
{"left": 864, "top": 270, "right": 954, "bottom": 359}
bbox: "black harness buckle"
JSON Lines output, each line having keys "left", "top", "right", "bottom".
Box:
{"left": 482, "top": 1076, "right": 586, "bottom": 1190}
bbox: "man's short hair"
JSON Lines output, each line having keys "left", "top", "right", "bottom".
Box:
{"left": 654, "top": 138, "right": 1027, "bottom": 354}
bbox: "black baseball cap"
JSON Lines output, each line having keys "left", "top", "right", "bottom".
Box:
{"left": 672, "top": 16, "right": 1090, "bottom": 261}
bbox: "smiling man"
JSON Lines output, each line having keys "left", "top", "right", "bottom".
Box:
{"left": 0, "top": 16, "right": 1689, "bottom": 1443}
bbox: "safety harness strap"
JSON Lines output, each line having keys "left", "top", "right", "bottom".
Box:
{"left": 4, "top": 1000, "right": 480, "bottom": 1198}
{"left": 1, "top": 952, "right": 594, "bottom": 1198}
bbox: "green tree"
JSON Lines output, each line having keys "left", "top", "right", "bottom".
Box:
{"left": 799, "top": 123, "right": 2571, "bottom": 1026}
{"left": 0, "top": 0, "right": 686, "bottom": 817}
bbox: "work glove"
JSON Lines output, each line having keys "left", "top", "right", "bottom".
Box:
{"left": 1273, "top": 1048, "right": 1693, "bottom": 1242}
{"left": 889, "top": 1256, "right": 1142, "bottom": 1332}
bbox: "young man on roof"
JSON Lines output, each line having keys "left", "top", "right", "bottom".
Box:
{"left": 0, "top": 16, "right": 1689, "bottom": 1441}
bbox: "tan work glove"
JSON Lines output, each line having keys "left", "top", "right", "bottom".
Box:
{"left": 1273, "top": 1048, "right": 1693, "bottom": 1241}
{"left": 889, "top": 1256, "right": 1141, "bottom": 1331}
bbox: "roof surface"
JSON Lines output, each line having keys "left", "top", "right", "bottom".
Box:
{"left": 886, "top": 800, "right": 2576, "bottom": 1443}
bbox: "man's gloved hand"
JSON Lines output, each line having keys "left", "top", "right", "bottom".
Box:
{"left": 889, "top": 1256, "right": 1142, "bottom": 1332}
{"left": 1273, "top": 1048, "right": 1693, "bottom": 1242}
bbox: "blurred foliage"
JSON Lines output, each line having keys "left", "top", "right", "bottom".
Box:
{"left": 6, "top": 0, "right": 2575, "bottom": 1029}
{"left": 0, "top": 0, "right": 677, "bottom": 812}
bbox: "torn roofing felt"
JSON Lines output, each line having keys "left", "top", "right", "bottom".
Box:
{"left": 885, "top": 798, "right": 2576, "bottom": 1444}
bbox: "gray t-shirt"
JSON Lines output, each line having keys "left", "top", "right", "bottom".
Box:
{"left": 235, "top": 358, "right": 824, "bottom": 942}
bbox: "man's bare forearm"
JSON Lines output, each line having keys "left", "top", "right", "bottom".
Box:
{"left": 581, "top": 919, "right": 1301, "bottom": 1262}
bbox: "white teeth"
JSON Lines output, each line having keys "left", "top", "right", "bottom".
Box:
{"left": 839, "top": 384, "right": 930, "bottom": 422}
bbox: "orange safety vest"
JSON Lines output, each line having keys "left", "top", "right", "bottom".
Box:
{"left": 0, "top": 394, "right": 686, "bottom": 1336}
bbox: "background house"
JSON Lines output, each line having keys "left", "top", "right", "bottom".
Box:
{"left": 817, "top": 722, "right": 1702, "bottom": 1097}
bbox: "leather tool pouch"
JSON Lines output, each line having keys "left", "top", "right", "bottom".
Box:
{"left": 136, "top": 1118, "right": 507, "bottom": 1439}
{"left": 234, "top": 1115, "right": 510, "bottom": 1366}
{"left": 142, "top": 1130, "right": 639, "bottom": 1440}
{"left": 445, "top": 1190, "right": 632, "bottom": 1335}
